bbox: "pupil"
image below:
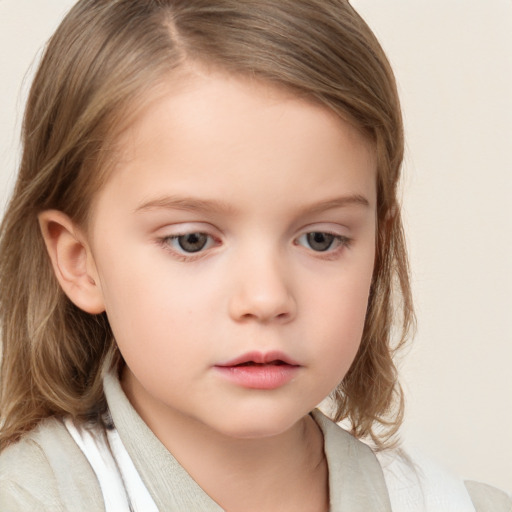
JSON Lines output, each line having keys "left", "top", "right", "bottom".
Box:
{"left": 178, "top": 233, "right": 207, "bottom": 253}
{"left": 307, "top": 232, "right": 334, "bottom": 252}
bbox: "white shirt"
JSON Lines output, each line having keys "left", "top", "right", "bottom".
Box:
{"left": 65, "top": 416, "right": 476, "bottom": 512}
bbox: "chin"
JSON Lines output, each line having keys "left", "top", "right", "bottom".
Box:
{"left": 210, "top": 405, "right": 311, "bottom": 441}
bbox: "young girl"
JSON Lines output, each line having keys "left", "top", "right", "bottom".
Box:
{"left": 0, "top": 1, "right": 509, "bottom": 511}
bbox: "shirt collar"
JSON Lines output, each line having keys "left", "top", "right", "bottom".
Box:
{"left": 104, "top": 373, "right": 391, "bottom": 511}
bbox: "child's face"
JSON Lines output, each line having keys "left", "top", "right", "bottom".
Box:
{"left": 85, "top": 71, "right": 377, "bottom": 439}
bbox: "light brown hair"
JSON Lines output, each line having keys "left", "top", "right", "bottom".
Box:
{"left": 0, "top": 0, "right": 413, "bottom": 450}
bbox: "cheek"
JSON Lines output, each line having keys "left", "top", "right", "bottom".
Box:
{"left": 96, "top": 260, "right": 173, "bottom": 347}
{"left": 317, "top": 286, "right": 368, "bottom": 361}
{"left": 96, "top": 253, "right": 218, "bottom": 370}
{"left": 306, "top": 258, "right": 374, "bottom": 377}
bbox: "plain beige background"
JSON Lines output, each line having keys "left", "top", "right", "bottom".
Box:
{"left": 1, "top": 0, "right": 511, "bottom": 492}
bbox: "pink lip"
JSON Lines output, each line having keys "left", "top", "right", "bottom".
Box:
{"left": 216, "top": 351, "right": 300, "bottom": 367}
{"left": 214, "top": 351, "right": 301, "bottom": 390}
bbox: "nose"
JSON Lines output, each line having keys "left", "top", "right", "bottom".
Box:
{"left": 228, "top": 249, "right": 297, "bottom": 324}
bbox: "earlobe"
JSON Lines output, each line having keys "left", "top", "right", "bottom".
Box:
{"left": 38, "top": 210, "right": 105, "bottom": 314}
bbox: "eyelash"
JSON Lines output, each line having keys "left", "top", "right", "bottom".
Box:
{"left": 158, "top": 233, "right": 220, "bottom": 262}
{"left": 295, "top": 232, "right": 351, "bottom": 257}
{"left": 158, "top": 231, "right": 351, "bottom": 261}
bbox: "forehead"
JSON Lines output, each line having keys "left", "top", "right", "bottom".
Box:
{"left": 91, "top": 69, "right": 376, "bottom": 223}
{"left": 115, "top": 65, "right": 373, "bottom": 148}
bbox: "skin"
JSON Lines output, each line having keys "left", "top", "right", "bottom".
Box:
{"left": 40, "top": 70, "right": 377, "bottom": 512}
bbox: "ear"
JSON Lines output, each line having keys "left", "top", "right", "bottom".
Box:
{"left": 38, "top": 210, "right": 105, "bottom": 314}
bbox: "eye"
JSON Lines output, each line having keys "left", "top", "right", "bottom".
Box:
{"left": 296, "top": 232, "right": 348, "bottom": 252}
{"left": 165, "top": 233, "right": 212, "bottom": 253}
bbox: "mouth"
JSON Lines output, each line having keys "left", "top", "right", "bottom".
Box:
{"left": 216, "top": 351, "right": 300, "bottom": 368}
{"left": 233, "top": 360, "right": 290, "bottom": 367}
{"left": 214, "top": 351, "right": 301, "bottom": 390}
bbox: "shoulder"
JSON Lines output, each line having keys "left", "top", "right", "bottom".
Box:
{"left": 0, "top": 417, "right": 105, "bottom": 512}
{"left": 375, "top": 443, "right": 512, "bottom": 512}
{"left": 465, "top": 480, "right": 512, "bottom": 512}
{"left": 312, "top": 410, "right": 392, "bottom": 511}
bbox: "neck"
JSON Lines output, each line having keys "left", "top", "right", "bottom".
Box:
{"left": 122, "top": 374, "right": 329, "bottom": 512}
{"left": 167, "top": 413, "right": 328, "bottom": 512}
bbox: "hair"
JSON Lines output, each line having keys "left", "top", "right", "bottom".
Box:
{"left": 0, "top": 0, "right": 413, "bottom": 450}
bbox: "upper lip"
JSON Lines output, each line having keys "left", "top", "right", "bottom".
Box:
{"left": 215, "top": 351, "right": 300, "bottom": 367}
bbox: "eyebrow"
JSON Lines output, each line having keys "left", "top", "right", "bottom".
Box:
{"left": 301, "top": 195, "right": 370, "bottom": 215}
{"left": 135, "top": 194, "right": 370, "bottom": 215}
{"left": 135, "top": 196, "right": 237, "bottom": 215}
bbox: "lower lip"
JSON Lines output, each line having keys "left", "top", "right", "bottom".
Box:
{"left": 214, "top": 364, "right": 300, "bottom": 390}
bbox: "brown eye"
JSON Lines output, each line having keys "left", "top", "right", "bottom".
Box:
{"left": 305, "top": 232, "right": 335, "bottom": 252}
{"left": 175, "top": 233, "right": 209, "bottom": 253}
